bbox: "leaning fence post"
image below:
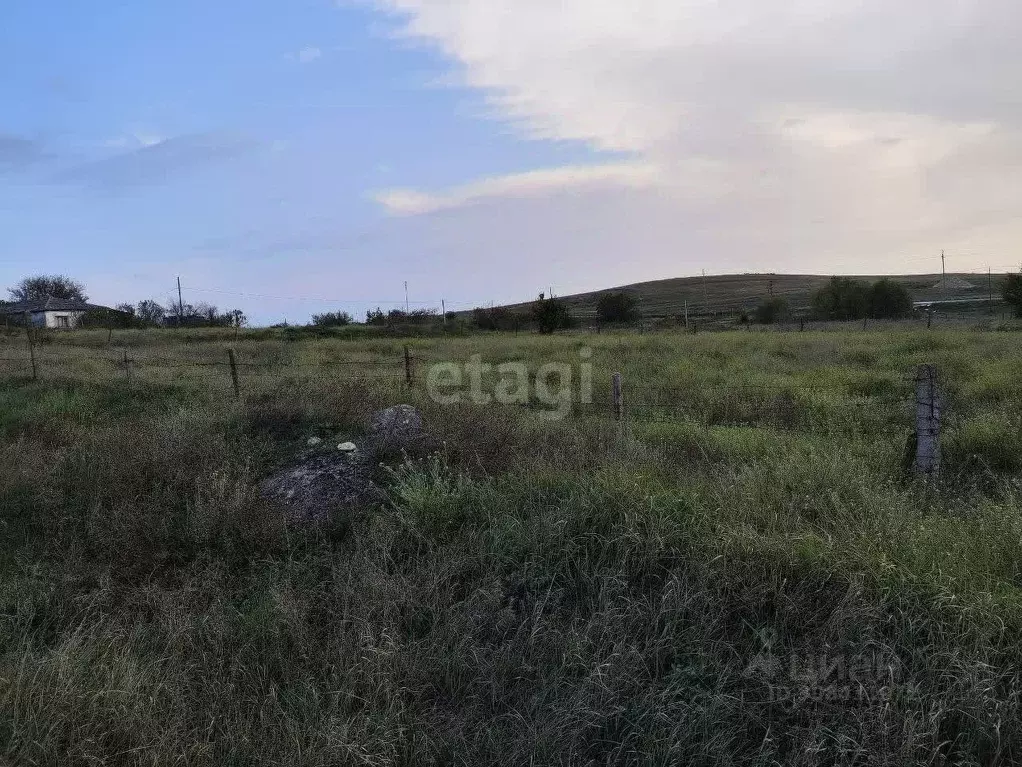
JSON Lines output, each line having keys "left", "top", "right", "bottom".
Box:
{"left": 914, "top": 364, "right": 940, "bottom": 480}
{"left": 227, "top": 348, "right": 241, "bottom": 398}
{"left": 24, "top": 312, "right": 36, "bottom": 381}
{"left": 404, "top": 345, "right": 413, "bottom": 386}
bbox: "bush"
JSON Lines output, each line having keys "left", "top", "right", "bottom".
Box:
{"left": 811, "top": 277, "right": 870, "bottom": 320}
{"left": 532, "top": 296, "right": 577, "bottom": 334}
{"left": 471, "top": 307, "right": 526, "bottom": 332}
{"left": 752, "top": 297, "right": 790, "bottom": 324}
{"left": 596, "top": 291, "right": 640, "bottom": 324}
{"left": 367, "top": 308, "right": 439, "bottom": 327}
{"left": 868, "top": 279, "right": 913, "bottom": 319}
{"left": 311, "top": 311, "right": 353, "bottom": 327}
{"left": 1002, "top": 274, "right": 1022, "bottom": 318}
{"left": 78, "top": 307, "right": 137, "bottom": 329}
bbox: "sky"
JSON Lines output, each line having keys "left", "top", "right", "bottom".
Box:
{"left": 2, "top": 1, "right": 1020, "bottom": 324}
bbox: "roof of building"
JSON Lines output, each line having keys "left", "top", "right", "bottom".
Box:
{"left": 0, "top": 296, "right": 111, "bottom": 314}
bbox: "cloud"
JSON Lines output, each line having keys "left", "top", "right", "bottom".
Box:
{"left": 103, "top": 131, "right": 167, "bottom": 150}
{"left": 373, "top": 162, "right": 659, "bottom": 214}
{"left": 55, "top": 132, "right": 255, "bottom": 190}
{"left": 0, "top": 134, "right": 48, "bottom": 172}
{"left": 365, "top": 0, "right": 1022, "bottom": 273}
{"left": 297, "top": 46, "right": 322, "bottom": 64}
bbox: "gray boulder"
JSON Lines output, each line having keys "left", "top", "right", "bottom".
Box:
{"left": 261, "top": 405, "right": 426, "bottom": 523}
{"left": 260, "top": 452, "right": 383, "bottom": 523}
{"left": 368, "top": 404, "right": 425, "bottom": 451}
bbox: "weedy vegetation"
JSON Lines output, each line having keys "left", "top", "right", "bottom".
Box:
{"left": 1, "top": 325, "right": 1022, "bottom": 765}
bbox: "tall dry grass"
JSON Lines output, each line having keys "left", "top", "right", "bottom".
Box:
{"left": 1, "top": 327, "right": 1021, "bottom": 764}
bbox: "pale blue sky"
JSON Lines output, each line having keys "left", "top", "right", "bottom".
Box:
{"left": 0, "top": 1, "right": 609, "bottom": 322}
{"left": 3, "top": 1, "right": 1020, "bottom": 323}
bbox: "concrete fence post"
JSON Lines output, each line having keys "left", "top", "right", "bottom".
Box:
{"left": 914, "top": 364, "right": 941, "bottom": 479}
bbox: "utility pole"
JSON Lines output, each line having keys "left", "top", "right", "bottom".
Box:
{"left": 941, "top": 250, "right": 946, "bottom": 299}
{"left": 177, "top": 276, "right": 185, "bottom": 328}
{"left": 988, "top": 266, "right": 993, "bottom": 315}
{"left": 702, "top": 269, "right": 709, "bottom": 314}
{"left": 441, "top": 299, "right": 447, "bottom": 326}
{"left": 404, "top": 281, "right": 409, "bottom": 313}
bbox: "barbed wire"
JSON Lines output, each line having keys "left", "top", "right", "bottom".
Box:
{"left": 0, "top": 344, "right": 1005, "bottom": 439}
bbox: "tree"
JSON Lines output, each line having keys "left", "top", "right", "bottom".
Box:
{"left": 596, "top": 291, "right": 640, "bottom": 324}
{"left": 135, "top": 300, "right": 165, "bottom": 326}
{"left": 868, "top": 279, "right": 913, "bottom": 319}
{"left": 532, "top": 294, "right": 576, "bottom": 334}
{"left": 196, "top": 303, "right": 220, "bottom": 325}
{"left": 225, "top": 309, "right": 247, "bottom": 328}
{"left": 1002, "top": 274, "right": 1022, "bottom": 317}
{"left": 810, "top": 277, "right": 870, "bottom": 320}
{"left": 752, "top": 296, "right": 790, "bottom": 324}
{"left": 312, "top": 310, "right": 353, "bottom": 327}
{"left": 8, "top": 275, "right": 88, "bottom": 303}
{"left": 115, "top": 303, "right": 136, "bottom": 317}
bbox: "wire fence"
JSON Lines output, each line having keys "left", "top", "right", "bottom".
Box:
{"left": 0, "top": 338, "right": 985, "bottom": 465}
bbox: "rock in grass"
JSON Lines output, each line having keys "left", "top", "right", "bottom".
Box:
{"left": 368, "top": 404, "right": 424, "bottom": 451}
{"left": 261, "top": 452, "right": 383, "bottom": 523}
{"left": 262, "top": 405, "right": 424, "bottom": 523}
{"left": 307, "top": 436, "right": 323, "bottom": 447}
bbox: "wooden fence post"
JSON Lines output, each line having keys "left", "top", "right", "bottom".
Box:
{"left": 612, "top": 372, "right": 625, "bottom": 445}
{"left": 914, "top": 364, "right": 940, "bottom": 480}
{"left": 123, "top": 350, "right": 131, "bottom": 382}
{"left": 404, "top": 345, "right": 413, "bottom": 386}
{"left": 612, "top": 373, "right": 623, "bottom": 422}
{"left": 227, "top": 348, "right": 241, "bottom": 398}
{"left": 24, "top": 312, "right": 36, "bottom": 381}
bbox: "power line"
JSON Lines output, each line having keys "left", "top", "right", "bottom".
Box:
{"left": 183, "top": 285, "right": 466, "bottom": 305}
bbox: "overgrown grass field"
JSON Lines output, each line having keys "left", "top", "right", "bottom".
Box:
{"left": 2, "top": 325, "right": 1022, "bottom": 765}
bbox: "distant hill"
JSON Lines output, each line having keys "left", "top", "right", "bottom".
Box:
{"left": 472, "top": 273, "right": 1002, "bottom": 321}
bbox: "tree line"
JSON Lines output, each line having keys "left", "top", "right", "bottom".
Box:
{"left": 1, "top": 275, "right": 247, "bottom": 328}
{"left": 750, "top": 277, "right": 915, "bottom": 324}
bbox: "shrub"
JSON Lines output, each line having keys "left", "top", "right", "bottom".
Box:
{"left": 471, "top": 307, "right": 525, "bottom": 332}
{"left": 596, "top": 291, "right": 640, "bottom": 324}
{"left": 811, "top": 277, "right": 870, "bottom": 320}
{"left": 311, "top": 310, "right": 353, "bottom": 327}
{"left": 752, "top": 297, "right": 790, "bottom": 324}
{"left": 367, "top": 308, "right": 439, "bottom": 327}
{"left": 868, "top": 279, "right": 913, "bottom": 319}
{"left": 1002, "top": 274, "right": 1022, "bottom": 318}
{"left": 78, "top": 307, "right": 136, "bottom": 329}
{"left": 532, "top": 295, "right": 577, "bottom": 334}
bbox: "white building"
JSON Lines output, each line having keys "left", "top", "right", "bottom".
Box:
{"left": 0, "top": 296, "right": 112, "bottom": 329}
